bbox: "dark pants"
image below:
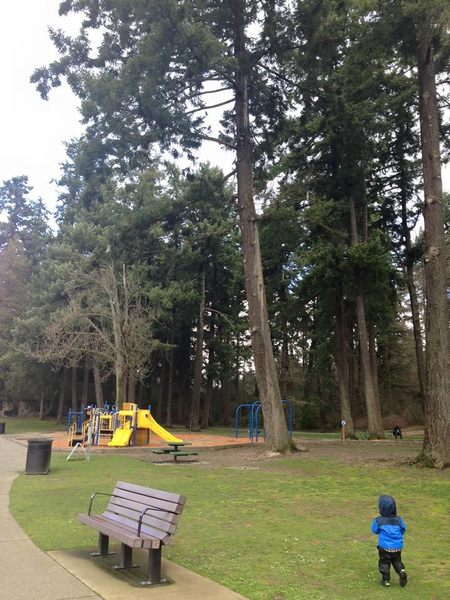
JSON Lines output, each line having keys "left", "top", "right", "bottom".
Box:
{"left": 378, "top": 547, "right": 405, "bottom": 581}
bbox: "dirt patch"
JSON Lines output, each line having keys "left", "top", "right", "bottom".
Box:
{"left": 14, "top": 431, "right": 423, "bottom": 470}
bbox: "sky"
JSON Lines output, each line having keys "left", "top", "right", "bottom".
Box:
{"left": 0, "top": 1, "right": 82, "bottom": 213}
{"left": 0, "top": 1, "right": 233, "bottom": 216}
{"left": 0, "top": 1, "right": 448, "bottom": 218}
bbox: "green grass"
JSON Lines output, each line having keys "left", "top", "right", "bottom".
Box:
{"left": 10, "top": 448, "right": 449, "bottom": 600}
{"left": 0, "top": 417, "right": 66, "bottom": 434}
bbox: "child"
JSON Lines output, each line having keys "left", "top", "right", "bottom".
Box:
{"left": 371, "top": 495, "right": 407, "bottom": 587}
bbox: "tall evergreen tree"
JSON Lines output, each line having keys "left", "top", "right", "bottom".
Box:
{"left": 375, "top": 0, "right": 450, "bottom": 466}
{"left": 33, "top": 0, "right": 295, "bottom": 451}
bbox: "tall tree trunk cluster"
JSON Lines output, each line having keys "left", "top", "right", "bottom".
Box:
{"left": 417, "top": 40, "right": 450, "bottom": 468}
{"left": 232, "top": 0, "right": 294, "bottom": 452}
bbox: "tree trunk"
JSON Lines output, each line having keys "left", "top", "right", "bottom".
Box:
{"left": 368, "top": 321, "right": 381, "bottom": 408}
{"left": 335, "top": 294, "right": 354, "bottom": 433}
{"left": 156, "top": 358, "right": 166, "bottom": 422}
{"left": 138, "top": 380, "right": 145, "bottom": 407}
{"left": 39, "top": 389, "right": 45, "bottom": 421}
{"left": 235, "top": 332, "right": 241, "bottom": 401}
{"left": 202, "top": 318, "right": 216, "bottom": 429}
{"left": 93, "top": 362, "right": 104, "bottom": 408}
{"left": 232, "top": 0, "right": 294, "bottom": 453}
{"left": 417, "top": 40, "right": 450, "bottom": 467}
{"left": 167, "top": 349, "right": 174, "bottom": 427}
{"left": 127, "top": 371, "right": 136, "bottom": 405}
{"left": 398, "top": 121, "right": 426, "bottom": 404}
{"left": 115, "top": 360, "right": 127, "bottom": 406}
{"left": 56, "top": 368, "right": 68, "bottom": 423}
{"left": 190, "top": 266, "right": 205, "bottom": 431}
{"left": 71, "top": 366, "right": 78, "bottom": 412}
{"left": 81, "top": 364, "right": 89, "bottom": 407}
{"left": 221, "top": 372, "right": 231, "bottom": 426}
{"left": 280, "top": 303, "right": 291, "bottom": 396}
{"left": 350, "top": 198, "right": 384, "bottom": 437}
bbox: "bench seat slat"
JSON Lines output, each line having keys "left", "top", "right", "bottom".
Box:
{"left": 77, "top": 514, "right": 159, "bottom": 548}
{"left": 105, "top": 503, "right": 177, "bottom": 535}
{"left": 170, "top": 451, "right": 198, "bottom": 456}
{"left": 102, "top": 510, "right": 171, "bottom": 545}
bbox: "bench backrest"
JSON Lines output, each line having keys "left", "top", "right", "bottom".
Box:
{"left": 103, "top": 481, "right": 186, "bottom": 546}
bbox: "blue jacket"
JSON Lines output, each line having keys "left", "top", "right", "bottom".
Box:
{"left": 371, "top": 495, "right": 406, "bottom": 550}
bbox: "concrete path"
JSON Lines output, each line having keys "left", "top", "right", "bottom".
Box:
{"left": 0, "top": 435, "right": 100, "bottom": 600}
{"left": 0, "top": 435, "right": 248, "bottom": 600}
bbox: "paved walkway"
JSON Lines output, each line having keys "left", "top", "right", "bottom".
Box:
{"left": 0, "top": 435, "right": 247, "bottom": 600}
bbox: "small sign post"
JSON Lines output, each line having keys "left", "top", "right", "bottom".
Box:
{"left": 341, "top": 419, "right": 347, "bottom": 444}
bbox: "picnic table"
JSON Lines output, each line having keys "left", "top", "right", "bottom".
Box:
{"left": 152, "top": 441, "right": 198, "bottom": 461}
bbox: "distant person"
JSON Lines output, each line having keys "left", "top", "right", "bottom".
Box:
{"left": 393, "top": 425, "right": 402, "bottom": 439}
{"left": 371, "top": 495, "right": 407, "bottom": 588}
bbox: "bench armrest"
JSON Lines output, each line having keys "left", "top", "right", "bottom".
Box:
{"left": 88, "top": 492, "right": 115, "bottom": 516}
{"left": 137, "top": 506, "right": 164, "bottom": 537}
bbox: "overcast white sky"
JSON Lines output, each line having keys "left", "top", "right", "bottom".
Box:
{"left": 0, "top": 1, "right": 448, "bottom": 218}
{"left": 0, "top": 1, "right": 83, "bottom": 213}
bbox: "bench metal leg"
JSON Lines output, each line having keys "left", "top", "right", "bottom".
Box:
{"left": 113, "top": 543, "right": 138, "bottom": 570}
{"left": 140, "top": 547, "right": 167, "bottom": 586}
{"left": 91, "top": 532, "right": 115, "bottom": 556}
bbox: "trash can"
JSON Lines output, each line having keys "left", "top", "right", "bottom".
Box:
{"left": 0, "top": 422, "right": 5, "bottom": 434}
{"left": 25, "top": 438, "right": 53, "bottom": 474}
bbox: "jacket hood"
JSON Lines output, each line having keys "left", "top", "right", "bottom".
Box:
{"left": 378, "top": 495, "right": 397, "bottom": 517}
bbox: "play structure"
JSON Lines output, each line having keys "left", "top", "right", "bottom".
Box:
{"left": 67, "top": 402, "right": 183, "bottom": 448}
{"left": 108, "top": 403, "right": 183, "bottom": 447}
{"left": 235, "top": 399, "right": 294, "bottom": 442}
{"left": 67, "top": 404, "right": 117, "bottom": 447}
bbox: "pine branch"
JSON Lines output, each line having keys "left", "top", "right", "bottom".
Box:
{"left": 186, "top": 98, "right": 235, "bottom": 115}
{"left": 197, "top": 134, "right": 237, "bottom": 150}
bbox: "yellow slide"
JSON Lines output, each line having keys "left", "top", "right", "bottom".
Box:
{"left": 108, "top": 426, "right": 133, "bottom": 447}
{"left": 137, "top": 410, "right": 183, "bottom": 444}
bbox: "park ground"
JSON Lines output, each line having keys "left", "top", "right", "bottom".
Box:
{"left": 6, "top": 421, "right": 450, "bottom": 600}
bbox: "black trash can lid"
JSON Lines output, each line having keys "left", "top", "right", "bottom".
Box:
{"left": 27, "top": 438, "right": 54, "bottom": 444}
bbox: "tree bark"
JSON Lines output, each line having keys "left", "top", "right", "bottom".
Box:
{"left": 190, "top": 266, "right": 205, "bottom": 431}
{"left": 335, "top": 294, "right": 354, "bottom": 433}
{"left": 280, "top": 316, "right": 290, "bottom": 397}
{"left": 368, "top": 321, "right": 381, "bottom": 407}
{"left": 202, "top": 318, "right": 216, "bottom": 429}
{"left": 81, "top": 364, "right": 89, "bottom": 407}
{"left": 350, "top": 198, "right": 384, "bottom": 437}
{"left": 417, "top": 40, "right": 450, "bottom": 467}
{"left": 39, "top": 389, "right": 45, "bottom": 421}
{"left": 398, "top": 120, "right": 426, "bottom": 404}
{"left": 56, "top": 368, "right": 68, "bottom": 423}
{"left": 127, "top": 371, "right": 136, "bottom": 405}
{"left": 232, "top": 0, "right": 294, "bottom": 452}
{"left": 71, "top": 366, "right": 78, "bottom": 412}
{"left": 93, "top": 361, "right": 104, "bottom": 408}
{"left": 156, "top": 358, "right": 166, "bottom": 422}
{"left": 115, "top": 360, "right": 127, "bottom": 406}
{"left": 166, "top": 349, "right": 174, "bottom": 426}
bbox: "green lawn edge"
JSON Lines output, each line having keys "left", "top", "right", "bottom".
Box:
{"left": 10, "top": 448, "right": 449, "bottom": 600}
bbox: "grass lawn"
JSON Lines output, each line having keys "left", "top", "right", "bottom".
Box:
{"left": 0, "top": 417, "right": 66, "bottom": 434}
{"left": 10, "top": 443, "right": 449, "bottom": 600}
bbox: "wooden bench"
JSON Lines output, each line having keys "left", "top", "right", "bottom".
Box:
{"left": 77, "top": 480, "right": 186, "bottom": 585}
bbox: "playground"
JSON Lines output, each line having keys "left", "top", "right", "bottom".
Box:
{"left": 57, "top": 399, "right": 295, "bottom": 453}
{"left": 52, "top": 429, "right": 264, "bottom": 451}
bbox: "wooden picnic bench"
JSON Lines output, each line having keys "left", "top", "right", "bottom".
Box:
{"left": 152, "top": 441, "right": 198, "bottom": 461}
{"left": 77, "top": 480, "right": 186, "bottom": 585}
